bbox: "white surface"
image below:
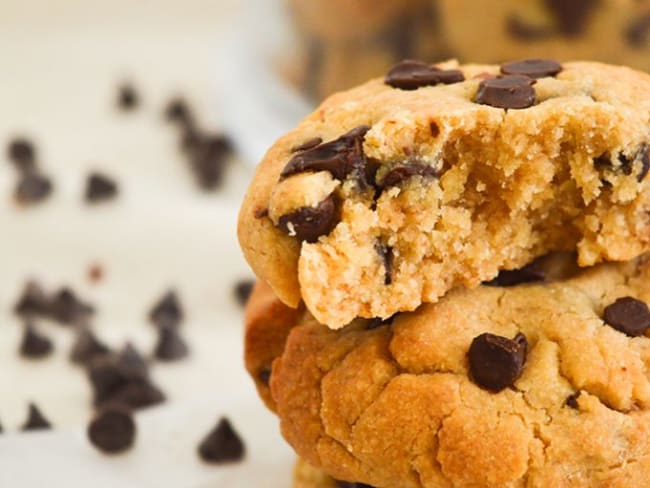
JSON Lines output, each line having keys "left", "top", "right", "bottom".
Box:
{"left": 0, "top": 2, "right": 294, "bottom": 486}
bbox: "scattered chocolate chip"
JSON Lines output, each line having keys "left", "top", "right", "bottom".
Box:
{"left": 181, "top": 131, "right": 234, "bottom": 191}
{"left": 625, "top": 13, "right": 650, "bottom": 47}
{"left": 48, "top": 287, "right": 95, "bottom": 325}
{"left": 234, "top": 279, "right": 254, "bottom": 307}
{"left": 280, "top": 125, "right": 370, "bottom": 181}
{"left": 254, "top": 208, "right": 268, "bottom": 219}
{"left": 336, "top": 481, "right": 375, "bottom": 488}
{"left": 19, "top": 322, "right": 53, "bottom": 358}
{"left": 88, "top": 346, "right": 164, "bottom": 410}
{"left": 153, "top": 324, "right": 189, "bottom": 361}
{"left": 22, "top": 403, "right": 52, "bottom": 431}
{"left": 375, "top": 243, "right": 393, "bottom": 285}
{"left": 475, "top": 76, "right": 536, "bottom": 109}
{"left": 379, "top": 164, "right": 438, "bottom": 190}
{"left": 257, "top": 367, "right": 271, "bottom": 386}
{"left": 506, "top": 14, "right": 554, "bottom": 40}
{"left": 88, "top": 263, "right": 104, "bottom": 283}
{"left": 385, "top": 60, "right": 465, "bottom": 90}
{"left": 117, "top": 83, "right": 138, "bottom": 111}
{"left": 85, "top": 173, "right": 118, "bottom": 203}
{"left": 14, "top": 280, "right": 49, "bottom": 317}
{"left": 544, "top": 0, "right": 601, "bottom": 37}
{"left": 566, "top": 391, "right": 581, "bottom": 409}
{"left": 70, "top": 327, "right": 111, "bottom": 365}
{"left": 603, "top": 296, "right": 650, "bottom": 337}
{"left": 198, "top": 417, "right": 245, "bottom": 464}
{"left": 277, "top": 194, "right": 338, "bottom": 243}
{"left": 484, "top": 265, "right": 545, "bottom": 287}
{"left": 118, "top": 343, "right": 149, "bottom": 379}
{"left": 291, "top": 137, "right": 323, "bottom": 153}
{"left": 468, "top": 332, "right": 528, "bottom": 392}
{"left": 0, "top": 421, "right": 3, "bottom": 434}
{"left": 87, "top": 405, "right": 136, "bottom": 453}
{"left": 149, "top": 289, "right": 184, "bottom": 328}
{"left": 500, "top": 59, "right": 562, "bottom": 79}
{"left": 164, "top": 97, "right": 192, "bottom": 125}
{"left": 15, "top": 172, "right": 53, "bottom": 205}
{"left": 7, "top": 137, "right": 36, "bottom": 173}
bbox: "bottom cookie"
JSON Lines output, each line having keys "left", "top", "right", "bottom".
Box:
{"left": 293, "top": 458, "right": 374, "bottom": 488}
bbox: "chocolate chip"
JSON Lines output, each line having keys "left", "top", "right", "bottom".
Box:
{"left": 336, "top": 482, "right": 375, "bottom": 488}
{"left": 625, "top": 13, "right": 650, "bottom": 47}
{"left": 118, "top": 343, "right": 149, "bottom": 379}
{"left": 544, "top": 0, "right": 601, "bottom": 37}
{"left": 153, "top": 324, "right": 189, "bottom": 361}
{"left": 291, "top": 137, "right": 323, "bottom": 153}
{"left": 500, "top": 59, "right": 562, "bottom": 79}
{"left": 379, "top": 164, "right": 438, "bottom": 190}
{"left": 254, "top": 208, "right": 269, "bottom": 219}
{"left": 85, "top": 173, "right": 118, "bottom": 203}
{"left": 484, "top": 265, "right": 545, "bottom": 287}
{"left": 594, "top": 145, "right": 650, "bottom": 182}
{"left": 603, "top": 296, "right": 650, "bottom": 337}
{"left": 257, "top": 367, "right": 271, "bottom": 386}
{"left": 183, "top": 132, "right": 233, "bottom": 191}
{"left": 22, "top": 403, "right": 52, "bottom": 431}
{"left": 429, "top": 122, "right": 440, "bottom": 138}
{"left": 234, "top": 279, "right": 254, "bottom": 307}
{"left": 87, "top": 405, "right": 136, "bottom": 453}
{"left": 117, "top": 83, "right": 138, "bottom": 110}
{"left": 14, "top": 280, "right": 49, "bottom": 317}
{"left": 149, "top": 289, "right": 184, "bottom": 328}
{"left": 15, "top": 172, "right": 53, "bottom": 205}
{"left": 468, "top": 332, "right": 528, "bottom": 392}
{"left": 70, "top": 327, "right": 111, "bottom": 365}
{"left": 566, "top": 391, "right": 581, "bottom": 409}
{"left": 48, "top": 287, "right": 95, "bottom": 325}
{"left": 637, "top": 144, "right": 650, "bottom": 182}
{"left": 506, "top": 14, "right": 554, "bottom": 40}
{"left": 280, "top": 126, "right": 370, "bottom": 181}
{"left": 375, "top": 243, "right": 393, "bottom": 285}
{"left": 88, "top": 346, "right": 165, "bottom": 410}
{"left": 88, "top": 263, "right": 104, "bottom": 283}
{"left": 164, "top": 97, "right": 192, "bottom": 125}
{"left": 198, "top": 417, "right": 245, "bottom": 464}
{"left": 385, "top": 60, "right": 465, "bottom": 90}
{"left": 366, "top": 314, "right": 397, "bottom": 330}
{"left": 475, "top": 76, "right": 536, "bottom": 109}
{"left": 19, "top": 322, "right": 53, "bottom": 358}
{"left": 277, "top": 194, "right": 338, "bottom": 243}
{"left": 7, "top": 137, "right": 36, "bottom": 173}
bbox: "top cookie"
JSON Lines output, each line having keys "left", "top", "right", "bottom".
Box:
{"left": 238, "top": 59, "right": 650, "bottom": 329}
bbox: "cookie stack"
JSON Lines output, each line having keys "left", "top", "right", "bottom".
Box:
{"left": 238, "top": 58, "right": 650, "bottom": 487}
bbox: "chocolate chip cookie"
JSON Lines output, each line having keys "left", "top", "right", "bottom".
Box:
{"left": 239, "top": 59, "right": 650, "bottom": 329}
{"left": 440, "top": 0, "right": 650, "bottom": 72}
{"left": 268, "top": 253, "right": 650, "bottom": 487}
{"left": 285, "top": 0, "right": 451, "bottom": 101}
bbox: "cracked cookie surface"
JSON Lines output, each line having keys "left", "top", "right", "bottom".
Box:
{"left": 238, "top": 60, "right": 650, "bottom": 329}
{"left": 267, "top": 254, "right": 650, "bottom": 487}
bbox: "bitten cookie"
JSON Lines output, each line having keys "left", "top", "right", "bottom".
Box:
{"left": 440, "top": 0, "right": 650, "bottom": 72}
{"left": 238, "top": 59, "right": 650, "bottom": 329}
{"left": 270, "top": 253, "right": 650, "bottom": 487}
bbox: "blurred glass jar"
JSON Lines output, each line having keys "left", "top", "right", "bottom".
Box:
{"left": 282, "top": 0, "right": 650, "bottom": 102}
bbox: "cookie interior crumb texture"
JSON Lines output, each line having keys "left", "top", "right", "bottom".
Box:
{"left": 268, "top": 254, "right": 650, "bottom": 487}
{"left": 238, "top": 60, "right": 650, "bottom": 329}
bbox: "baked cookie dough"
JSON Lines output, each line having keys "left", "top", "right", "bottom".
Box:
{"left": 269, "top": 253, "right": 650, "bottom": 487}
{"left": 238, "top": 59, "right": 650, "bottom": 329}
{"left": 440, "top": 0, "right": 650, "bottom": 72}
{"left": 293, "top": 458, "right": 374, "bottom": 488}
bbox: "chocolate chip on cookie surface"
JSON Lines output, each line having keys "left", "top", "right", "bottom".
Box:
{"left": 239, "top": 60, "right": 650, "bottom": 329}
